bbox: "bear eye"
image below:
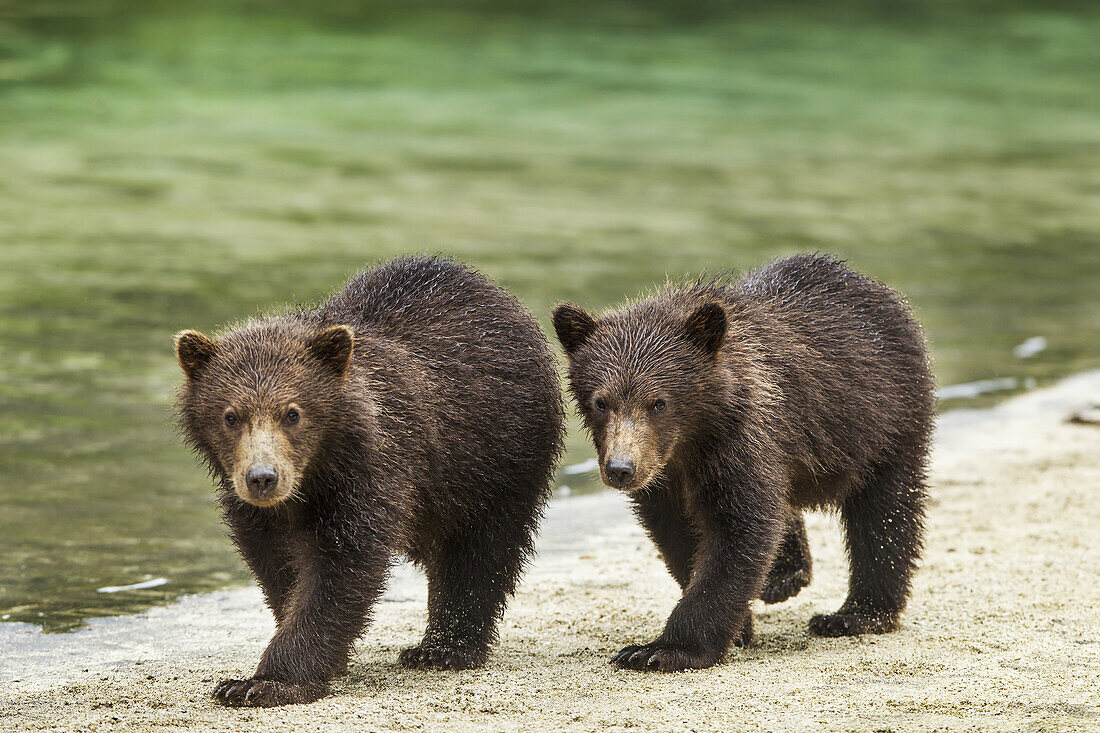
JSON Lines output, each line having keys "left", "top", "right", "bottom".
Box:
{"left": 593, "top": 397, "right": 607, "bottom": 413}
{"left": 224, "top": 412, "right": 239, "bottom": 428}
{"left": 651, "top": 399, "right": 667, "bottom": 413}
{"left": 285, "top": 407, "right": 300, "bottom": 425}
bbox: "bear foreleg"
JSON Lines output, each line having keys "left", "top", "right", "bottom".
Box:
{"left": 630, "top": 480, "right": 698, "bottom": 589}
{"left": 613, "top": 459, "right": 784, "bottom": 672}
{"left": 222, "top": 499, "right": 298, "bottom": 626}
{"left": 213, "top": 512, "right": 391, "bottom": 707}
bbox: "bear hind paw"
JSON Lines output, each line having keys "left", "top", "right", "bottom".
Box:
{"left": 809, "top": 611, "right": 899, "bottom": 637}
{"left": 398, "top": 642, "right": 487, "bottom": 671}
{"left": 760, "top": 568, "right": 811, "bottom": 605}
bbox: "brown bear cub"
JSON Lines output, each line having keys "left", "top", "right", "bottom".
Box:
{"left": 553, "top": 254, "right": 933, "bottom": 672}
{"left": 175, "top": 256, "right": 563, "bottom": 706}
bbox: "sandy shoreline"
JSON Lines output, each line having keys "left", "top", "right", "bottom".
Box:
{"left": 3, "top": 372, "right": 1099, "bottom": 732}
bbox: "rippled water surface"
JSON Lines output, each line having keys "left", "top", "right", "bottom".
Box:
{"left": 1, "top": 2, "right": 1098, "bottom": 630}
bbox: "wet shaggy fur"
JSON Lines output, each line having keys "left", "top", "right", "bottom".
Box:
{"left": 553, "top": 254, "right": 934, "bottom": 672}
{"left": 175, "top": 256, "right": 564, "bottom": 706}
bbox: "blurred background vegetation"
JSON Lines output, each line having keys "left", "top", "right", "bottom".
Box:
{"left": 1, "top": 0, "right": 1097, "bottom": 630}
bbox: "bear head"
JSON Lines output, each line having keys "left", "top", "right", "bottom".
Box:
{"left": 174, "top": 321, "right": 355, "bottom": 507}
{"left": 552, "top": 298, "right": 727, "bottom": 492}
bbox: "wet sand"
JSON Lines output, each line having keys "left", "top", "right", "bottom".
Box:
{"left": 3, "top": 371, "right": 1099, "bottom": 732}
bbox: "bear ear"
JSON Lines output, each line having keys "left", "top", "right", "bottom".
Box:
{"left": 174, "top": 330, "right": 216, "bottom": 379}
{"left": 552, "top": 303, "right": 598, "bottom": 356}
{"left": 309, "top": 325, "right": 355, "bottom": 378}
{"left": 684, "top": 302, "right": 726, "bottom": 356}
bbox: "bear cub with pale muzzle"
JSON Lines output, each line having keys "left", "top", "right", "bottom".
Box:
{"left": 553, "top": 254, "right": 933, "bottom": 672}
{"left": 174, "top": 256, "right": 563, "bottom": 706}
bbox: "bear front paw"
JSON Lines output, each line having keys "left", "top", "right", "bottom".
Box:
{"left": 610, "top": 641, "right": 719, "bottom": 672}
{"left": 212, "top": 678, "right": 326, "bottom": 707}
{"left": 398, "top": 643, "right": 487, "bottom": 671}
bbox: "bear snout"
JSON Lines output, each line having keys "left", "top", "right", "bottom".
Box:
{"left": 245, "top": 464, "right": 279, "bottom": 498}
{"left": 604, "top": 457, "right": 636, "bottom": 488}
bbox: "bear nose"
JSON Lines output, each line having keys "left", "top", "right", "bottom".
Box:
{"left": 246, "top": 464, "right": 279, "bottom": 496}
{"left": 604, "top": 458, "right": 636, "bottom": 488}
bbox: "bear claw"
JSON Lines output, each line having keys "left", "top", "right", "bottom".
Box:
{"left": 611, "top": 642, "right": 718, "bottom": 672}
{"left": 212, "top": 678, "right": 324, "bottom": 707}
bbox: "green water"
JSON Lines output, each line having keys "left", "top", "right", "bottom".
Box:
{"left": 1, "top": 2, "right": 1098, "bottom": 631}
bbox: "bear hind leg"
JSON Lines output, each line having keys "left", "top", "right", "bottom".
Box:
{"left": 399, "top": 526, "right": 531, "bottom": 671}
{"left": 810, "top": 452, "right": 926, "bottom": 637}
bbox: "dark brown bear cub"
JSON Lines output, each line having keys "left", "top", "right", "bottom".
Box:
{"left": 553, "top": 254, "right": 933, "bottom": 672}
{"left": 175, "top": 256, "right": 563, "bottom": 706}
